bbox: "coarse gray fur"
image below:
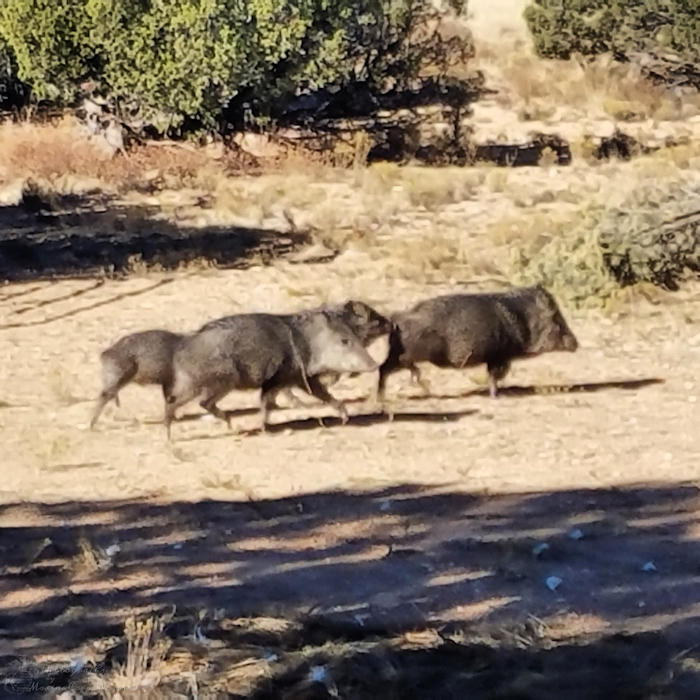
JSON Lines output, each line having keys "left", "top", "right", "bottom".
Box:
{"left": 203, "top": 300, "right": 391, "bottom": 408}
{"left": 378, "top": 285, "right": 578, "bottom": 402}
{"left": 166, "top": 310, "right": 378, "bottom": 439}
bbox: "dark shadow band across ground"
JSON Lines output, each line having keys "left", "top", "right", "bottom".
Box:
{"left": 0, "top": 191, "right": 308, "bottom": 282}
{"left": 1, "top": 481, "right": 699, "bottom": 696}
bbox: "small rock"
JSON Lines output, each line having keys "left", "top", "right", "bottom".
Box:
{"left": 532, "top": 542, "right": 550, "bottom": 557}
{"left": 568, "top": 528, "right": 584, "bottom": 540}
{"left": 309, "top": 665, "right": 329, "bottom": 683}
{"left": 173, "top": 543, "right": 183, "bottom": 551}
{"left": 70, "top": 656, "right": 86, "bottom": 673}
{"left": 642, "top": 561, "right": 657, "bottom": 572}
{"left": 545, "top": 575, "right": 562, "bottom": 591}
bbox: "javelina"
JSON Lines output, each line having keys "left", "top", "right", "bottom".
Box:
{"left": 165, "top": 310, "right": 378, "bottom": 439}
{"left": 378, "top": 285, "right": 578, "bottom": 401}
{"left": 91, "top": 329, "right": 184, "bottom": 428}
{"left": 202, "top": 300, "right": 390, "bottom": 408}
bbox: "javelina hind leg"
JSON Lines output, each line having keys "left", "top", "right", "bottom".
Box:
{"left": 197, "top": 382, "right": 233, "bottom": 427}
{"left": 376, "top": 328, "right": 404, "bottom": 403}
{"left": 487, "top": 361, "right": 511, "bottom": 399}
{"left": 306, "top": 376, "right": 349, "bottom": 424}
{"left": 90, "top": 376, "right": 131, "bottom": 429}
{"left": 200, "top": 394, "right": 231, "bottom": 428}
{"left": 165, "top": 400, "right": 177, "bottom": 441}
{"left": 377, "top": 358, "right": 400, "bottom": 403}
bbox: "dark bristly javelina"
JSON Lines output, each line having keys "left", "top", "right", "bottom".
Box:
{"left": 165, "top": 310, "right": 378, "bottom": 439}
{"left": 90, "top": 329, "right": 184, "bottom": 428}
{"left": 202, "top": 300, "right": 391, "bottom": 408}
{"left": 377, "top": 285, "right": 578, "bottom": 402}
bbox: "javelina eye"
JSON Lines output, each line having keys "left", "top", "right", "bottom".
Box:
{"left": 342, "top": 338, "right": 350, "bottom": 346}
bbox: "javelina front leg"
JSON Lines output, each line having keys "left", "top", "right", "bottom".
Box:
{"left": 487, "top": 361, "right": 511, "bottom": 399}
{"left": 410, "top": 366, "right": 430, "bottom": 395}
{"left": 306, "top": 376, "right": 349, "bottom": 424}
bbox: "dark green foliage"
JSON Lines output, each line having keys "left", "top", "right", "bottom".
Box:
{"left": 0, "top": 0, "right": 472, "bottom": 134}
{"left": 0, "top": 32, "right": 28, "bottom": 109}
{"left": 524, "top": 0, "right": 700, "bottom": 72}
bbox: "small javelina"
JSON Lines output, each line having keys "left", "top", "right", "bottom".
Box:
{"left": 91, "top": 329, "right": 184, "bottom": 428}
{"left": 378, "top": 285, "right": 578, "bottom": 400}
{"left": 166, "top": 310, "right": 378, "bottom": 438}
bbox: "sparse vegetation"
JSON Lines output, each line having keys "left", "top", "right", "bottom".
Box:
{"left": 2, "top": 2, "right": 700, "bottom": 697}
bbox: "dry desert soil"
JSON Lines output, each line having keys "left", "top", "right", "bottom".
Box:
{"left": 2, "top": 0, "right": 700, "bottom": 696}
{"left": 0, "top": 258, "right": 699, "bottom": 698}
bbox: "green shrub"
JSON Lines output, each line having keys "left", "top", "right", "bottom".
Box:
{"left": 524, "top": 0, "right": 700, "bottom": 66}
{"left": 0, "top": 32, "right": 27, "bottom": 109}
{"left": 511, "top": 182, "right": 700, "bottom": 307}
{"left": 0, "top": 0, "right": 472, "bottom": 134}
{"left": 0, "top": 1, "right": 92, "bottom": 102}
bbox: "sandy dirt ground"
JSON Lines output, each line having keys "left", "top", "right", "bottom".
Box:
{"left": 2, "top": 0, "right": 700, "bottom": 694}
{"left": 0, "top": 258, "right": 699, "bottom": 695}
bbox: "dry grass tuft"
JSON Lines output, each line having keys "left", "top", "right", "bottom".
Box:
{"left": 93, "top": 615, "right": 172, "bottom": 696}
{"left": 71, "top": 535, "right": 114, "bottom": 576}
{"left": 0, "top": 117, "right": 236, "bottom": 194}
{"left": 476, "top": 40, "right": 700, "bottom": 124}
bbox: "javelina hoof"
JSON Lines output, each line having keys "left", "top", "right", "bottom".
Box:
{"left": 337, "top": 404, "right": 350, "bottom": 424}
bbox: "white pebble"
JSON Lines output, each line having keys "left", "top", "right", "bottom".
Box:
{"left": 545, "top": 575, "right": 562, "bottom": 591}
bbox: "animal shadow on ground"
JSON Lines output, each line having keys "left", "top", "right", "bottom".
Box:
{"left": 170, "top": 408, "right": 477, "bottom": 442}
{"left": 1, "top": 482, "right": 699, "bottom": 697}
{"left": 0, "top": 191, "right": 308, "bottom": 282}
{"left": 423, "top": 376, "right": 665, "bottom": 402}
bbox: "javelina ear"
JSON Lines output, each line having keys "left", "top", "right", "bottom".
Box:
{"left": 344, "top": 300, "right": 363, "bottom": 316}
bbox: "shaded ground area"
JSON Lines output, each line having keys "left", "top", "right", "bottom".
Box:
{"left": 1, "top": 483, "right": 700, "bottom": 697}
{"left": 0, "top": 192, "right": 306, "bottom": 281}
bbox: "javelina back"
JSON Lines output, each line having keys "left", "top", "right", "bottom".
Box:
{"left": 378, "top": 285, "right": 578, "bottom": 401}
{"left": 166, "top": 310, "right": 377, "bottom": 438}
{"left": 91, "top": 329, "right": 184, "bottom": 428}
{"left": 201, "top": 300, "right": 390, "bottom": 345}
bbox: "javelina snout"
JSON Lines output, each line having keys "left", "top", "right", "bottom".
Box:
{"left": 528, "top": 286, "right": 578, "bottom": 354}
{"left": 302, "top": 311, "right": 379, "bottom": 376}
{"left": 378, "top": 284, "right": 578, "bottom": 403}
{"left": 91, "top": 329, "right": 184, "bottom": 429}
